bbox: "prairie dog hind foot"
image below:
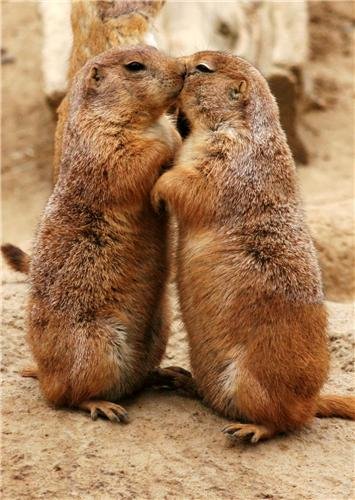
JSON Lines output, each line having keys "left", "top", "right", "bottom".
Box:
{"left": 222, "top": 423, "right": 276, "bottom": 444}
{"left": 148, "top": 366, "right": 200, "bottom": 398}
{"left": 20, "top": 367, "right": 129, "bottom": 423}
{"left": 79, "top": 400, "right": 129, "bottom": 423}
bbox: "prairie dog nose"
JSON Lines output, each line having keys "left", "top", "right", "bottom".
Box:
{"left": 178, "top": 61, "right": 187, "bottom": 79}
{"left": 176, "top": 57, "right": 188, "bottom": 78}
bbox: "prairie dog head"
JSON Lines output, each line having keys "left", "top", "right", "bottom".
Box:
{"left": 178, "top": 51, "right": 279, "bottom": 136}
{"left": 69, "top": 45, "right": 185, "bottom": 128}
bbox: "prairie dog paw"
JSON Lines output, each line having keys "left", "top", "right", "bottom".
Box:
{"left": 79, "top": 400, "right": 129, "bottom": 424}
{"left": 151, "top": 179, "right": 166, "bottom": 213}
{"left": 222, "top": 423, "right": 275, "bottom": 444}
{"left": 149, "top": 366, "right": 199, "bottom": 398}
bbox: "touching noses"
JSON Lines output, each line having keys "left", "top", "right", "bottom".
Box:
{"left": 179, "top": 62, "right": 187, "bottom": 79}
{"left": 176, "top": 57, "right": 187, "bottom": 79}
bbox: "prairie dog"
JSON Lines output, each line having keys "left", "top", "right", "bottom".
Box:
{"left": 19, "top": 46, "right": 184, "bottom": 421}
{"left": 151, "top": 51, "right": 355, "bottom": 442}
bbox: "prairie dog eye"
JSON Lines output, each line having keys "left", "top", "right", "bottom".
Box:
{"left": 195, "top": 63, "right": 214, "bottom": 73}
{"left": 125, "top": 61, "right": 146, "bottom": 72}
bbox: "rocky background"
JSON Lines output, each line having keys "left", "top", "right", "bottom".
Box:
{"left": 2, "top": 2, "right": 354, "bottom": 499}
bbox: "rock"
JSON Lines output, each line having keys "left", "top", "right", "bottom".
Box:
{"left": 307, "top": 199, "right": 355, "bottom": 301}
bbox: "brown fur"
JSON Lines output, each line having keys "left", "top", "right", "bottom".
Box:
{"left": 25, "top": 45, "right": 184, "bottom": 421}
{"left": 316, "top": 395, "right": 355, "bottom": 420}
{"left": 1, "top": 244, "right": 30, "bottom": 274}
{"left": 151, "top": 51, "right": 355, "bottom": 442}
{"left": 53, "top": 0, "right": 165, "bottom": 182}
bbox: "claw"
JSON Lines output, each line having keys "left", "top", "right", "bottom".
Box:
{"left": 79, "top": 400, "right": 129, "bottom": 424}
{"left": 104, "top": 410, "right": 121, "bottom": 424}
{"left": 119, "top": 412, "right": 129, "bottom": 424}
{"left": 222, "top": 422, "right": 274, "bottom": 444}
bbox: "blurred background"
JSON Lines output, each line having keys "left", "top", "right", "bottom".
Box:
{"left": 2, "top": 1, "right": 354, "bottom": 302}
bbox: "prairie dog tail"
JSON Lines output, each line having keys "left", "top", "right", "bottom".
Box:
{"left": 316, "top": 394, "right": 355, "bottom": 420}
{"left": 1, "top": 244, "right": 30, "bottom": 274}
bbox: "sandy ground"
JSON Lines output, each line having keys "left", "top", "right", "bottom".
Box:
{"left": 1, "top": 2, "right": 354, "bottom": 499}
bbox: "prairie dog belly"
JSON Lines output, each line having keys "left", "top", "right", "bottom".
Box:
{"left": 177, "top": 228, "right": 241, "bottom": 333}
{"left": 176, "top": 228, "right": 275, "bottom": 417}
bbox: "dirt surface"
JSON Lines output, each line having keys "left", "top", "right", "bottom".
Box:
{"left": 1, "top": 2, "right": 354, "bottom": 499}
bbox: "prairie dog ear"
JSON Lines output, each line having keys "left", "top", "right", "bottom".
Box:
{"left": 229, "top": 79, "right": 248, "bottom": 100}
{"left": 238, "top": 79, "right": 248, "bottom": 93}
{"left": 87, "top": 65, "right": 105, "bottom": 90}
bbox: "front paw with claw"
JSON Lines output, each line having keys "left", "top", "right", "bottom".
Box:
{"left": 150, "top": 177, "right": 167, "bottom": 213}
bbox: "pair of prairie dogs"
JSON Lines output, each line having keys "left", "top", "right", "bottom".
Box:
{"left": 3, "top": 45, "right": 354, "bottom": 444}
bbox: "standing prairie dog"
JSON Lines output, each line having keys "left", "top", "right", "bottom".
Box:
{"left": 151, "top": 51, "right": 355, "bottom": 442}
{"left": 15, "top": 46, "right": 184, "bottom": 422}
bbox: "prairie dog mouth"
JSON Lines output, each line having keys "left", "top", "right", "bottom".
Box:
{"left": 176, "top": 109, "right": 191, "bottom": 139}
